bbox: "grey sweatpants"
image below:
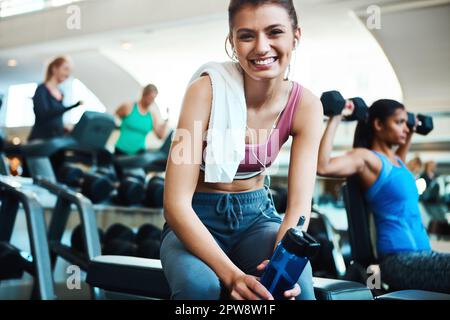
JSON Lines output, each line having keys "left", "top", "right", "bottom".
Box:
{"left": 160, "top": 188, "right": 316, "bottom": 300}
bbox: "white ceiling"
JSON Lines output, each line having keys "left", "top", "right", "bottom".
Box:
{"left": 0, "top": 0, "right": 448, "bottom": 130}
{"left": 364, "top": 1, "right": 450, "bottom": 112}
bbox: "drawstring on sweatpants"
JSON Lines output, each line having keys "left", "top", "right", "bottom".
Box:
{"left": 215, "top": 194, "right": 244, "bottom": 230}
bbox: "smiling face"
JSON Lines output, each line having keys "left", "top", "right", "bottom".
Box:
{"left": 229, "top": 4, "right": 300, "bottom": 81}
{"left": 374, "top": 108, "right": 410, "bottom": 146}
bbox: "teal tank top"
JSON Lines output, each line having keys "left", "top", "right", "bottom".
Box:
{"left": 115, "top": 103, "right": 153, "bottom": 155}
{"left": 365, "top": 151, "right": 431, "bottom": 256}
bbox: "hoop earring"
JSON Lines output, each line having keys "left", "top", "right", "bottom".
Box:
{"left": 224, "top": 36, "right": 238, "bottom": 62}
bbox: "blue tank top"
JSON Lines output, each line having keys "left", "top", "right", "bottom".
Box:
{"left": 365, "top": 151, "right": 431, "bottom": 256}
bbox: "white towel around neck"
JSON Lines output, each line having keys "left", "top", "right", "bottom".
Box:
{"left": 189, "top": 61, "right": 247, "bottom": 183}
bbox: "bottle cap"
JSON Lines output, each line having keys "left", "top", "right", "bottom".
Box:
{"left": 281, "top": 228, "right": 321, "bottom": 258}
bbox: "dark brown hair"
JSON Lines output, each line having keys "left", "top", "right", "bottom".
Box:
{"left": 228, "top": 0, "right": 299, "bottom": 32}
{"left": 353, "top": 99, "right": 405, "bottom": 148}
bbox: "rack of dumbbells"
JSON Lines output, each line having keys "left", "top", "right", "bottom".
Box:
{"left": 13, "top": 112, "right": 168, "bottom": 296}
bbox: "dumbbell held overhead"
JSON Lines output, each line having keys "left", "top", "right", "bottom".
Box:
{"left": 407, "top": 112, "right": 434, "bottom": 136}
{"left": 320, "top": 91, "right": 368, "bottom": 122}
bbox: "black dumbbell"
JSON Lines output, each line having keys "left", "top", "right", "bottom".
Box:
{"left": 321, "top": 91, "right": 345, "bottom": 117}
{"left": 103, "top": 224, "right": 137, "bottom": 256}
{"left": 104, "top": 223, "right": 135, "bottom": 243}
{"left": 321, "top": 91, "right": 368, "bottom": 121}
{"left": 136, "top": 224, "right": 162, "bottom": 259}
{"left": 136, "top": 224, "right": 162, "bottom": 243}
{"left": 96, "top": 166, "right": 118, "bottom": 183}
{"left": 58, "top": 164, "right": 84, "bottom": 187}
{"left": 144, "top": 176, "right": 165, "bottom": 208}
{"left": 346, "top": 98, "right": 368, "bottom": 122}
{"left": 81, "top": 172, "right": 115, "bottom": 203}
{"left": 103, "top": 239, "right": 137, "bottom": 256}
{"left": 71, "top": 224, "right": 105, "bottom": 255}
{"left": 58, "top": 164, "right": 115, "bottom": 203}
{"left": 116, "top": 176, "right": 146, "bottom": 206}
{"left": 136, "top": 239, "right": 160, "bottom": 259}
{"left": 407, "top": 112, "right": 434, "bottom": 136}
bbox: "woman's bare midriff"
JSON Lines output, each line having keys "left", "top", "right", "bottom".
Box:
{"left": 195, "top": 171, "right": 266, "bottom": 194}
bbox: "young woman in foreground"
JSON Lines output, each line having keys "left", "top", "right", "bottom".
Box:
{"left": 161, "top": 0, "right": 323, "bottom": 300}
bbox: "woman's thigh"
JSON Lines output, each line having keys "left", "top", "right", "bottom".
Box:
{"left": 380, "top": 251, "right": 450, "bottom": 293}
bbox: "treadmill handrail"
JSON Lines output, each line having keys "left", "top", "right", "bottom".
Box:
{"left": 0, "top": 179, "right": 56, "bottom": 300}
{"left": 114, "top": 151, "right": 166, "bottom": 169}
{"left": 21, "top": 137, "right": 77, "bottom": 158}
{"left": 33, "top": 176, "right": 102, "bottom": 260}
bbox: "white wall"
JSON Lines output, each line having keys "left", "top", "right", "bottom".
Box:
{"left": 71, "top": 50, "right": 141, "bottom": 111}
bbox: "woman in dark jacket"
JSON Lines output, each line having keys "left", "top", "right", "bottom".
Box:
{"left": 29, "top": 55, "right": 81, "bottom": 141}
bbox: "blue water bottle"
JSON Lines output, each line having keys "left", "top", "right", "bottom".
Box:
{"left": 260, "top": 222, "right": 320, "bottom": 300}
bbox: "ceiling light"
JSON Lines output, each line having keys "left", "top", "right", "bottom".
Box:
{"left": 12, "top": 137, "right": 21, "bottom": 145}
{"left": 121, "top": 42, "right": 133, "bottom": 50}
{"left": 7, "top": 59, "right": 18, "bottom": 67}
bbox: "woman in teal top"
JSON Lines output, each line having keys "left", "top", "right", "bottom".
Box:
{"left": 115, "top": 84, "right": 169, "bottom": 156}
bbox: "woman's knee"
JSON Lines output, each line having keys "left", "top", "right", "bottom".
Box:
{"left": 171, "top": 275, "right": 222, "bottom": 300}
{"left": 167, "top": 260, "right": 222, "bottom": 300}
{"left": 160, "top": 231, "right": 222, "bottom": 300}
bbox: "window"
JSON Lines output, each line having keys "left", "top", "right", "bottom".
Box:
{"left": 5, "top": 79, "right": 105, "bottom": 128}
{"left": 5, "top": 83, "right": 37, "bottom": 128}
{"left": 62, "top": 78, "right": 106, "bottom": 124}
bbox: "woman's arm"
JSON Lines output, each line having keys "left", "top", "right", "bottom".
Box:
{"left": 317, "top": 112, "right": 368, "bottom": 178}
{"left": 164, "top": 77, "right": 267, "bottom": 298}
{"left": 396, "top": 120, "right": 414, "bottom": 162}
{"left": 151, "top": 104, "right": 169, "bottom": 139}
{"left": 33, "top": 85, "right": 83, "bottom": 122}
{"left": 277, "top": 89, "right": 322, "bottom": 243}
{"left": 115, "top": 103, "right": 132, "bottom": 119}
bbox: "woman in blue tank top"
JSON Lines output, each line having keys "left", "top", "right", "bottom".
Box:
{"left": 317, "top": 99, "right": 449, "bottom": 293}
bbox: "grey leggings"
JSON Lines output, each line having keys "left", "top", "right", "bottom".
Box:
{"left": 380, "top": 251, "right": 450, "bottom": 293}
{"left": 160, "top": 188, "right": 316, "bottom": 300}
